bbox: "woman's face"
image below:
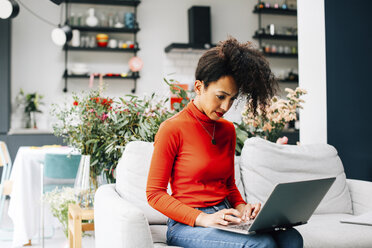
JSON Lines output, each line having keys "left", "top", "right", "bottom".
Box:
{"left": 194, "top": 75, "right": 238, "bottom": 121}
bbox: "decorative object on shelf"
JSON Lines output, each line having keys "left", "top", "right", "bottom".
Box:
{"left": 51, "top": 89, "right": 172, "bottom": 183}
{"left": 128, "top": 56, "right": 143, "bottom": 72}
{"left": 108, "top": 38, "right": 117, "bottom": 48}
{"left": 268, "top": 24, "right": 275, "bottom": 35}
{"left": 86, "top": 8, "right": 98, "bottom": 27}
{"left": 71, "top": 29, "right": 80, "bottom": 47}
{"left": 16, "top": 89, "right": 44, "bottom": 129}
{"left": 96, "top": 33, "right": 108, "bottom": 47}
{"left": 238, "top": 87, "right": 307, "bottom": 144}
{"left": 124, "top": 12, "right": 135, "bottom": 28}
{"left": 43, "top": 187, "right": 77, "bottom": 238}
{"left": 70, "top": 63, "right": 89, "bottom": 75}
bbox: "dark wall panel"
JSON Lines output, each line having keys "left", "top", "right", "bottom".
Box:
{"left": 325, "top": 0, "right": 372, "bottom": 181}
{"left": 0, "top": 19, "right": 11, "bottom": 133}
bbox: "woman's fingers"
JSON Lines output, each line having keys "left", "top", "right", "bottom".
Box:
{"left": 251, "top": 203, "right": 261, "bottom": 218}
{"left": 244, "top": 205, "right": 253, "bottom": 220}
{"left": 219, "top": 209, "right": 242, "bottom": 224}
{"left": 223, "top": 208, "right": 242, "bottom": 217}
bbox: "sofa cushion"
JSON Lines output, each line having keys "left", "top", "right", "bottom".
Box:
{"left": 295, "top": 214, "right": 372, "bottom": 248}
{"left": 115, "top": 141, "right": 170, "bottom": 225}
{"left": 234, "top": 156, "right": 246, "bottom": 201}
{"left": 240, "top": 137, "right": 352, "bottom": 214}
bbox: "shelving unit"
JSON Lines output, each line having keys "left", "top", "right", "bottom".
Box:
{"left": 63, "top": 0, "right": 140, "bottom": 93}
{"left": 69, "top": 25, "right": 140, "bottom": 33}
{"left": 64, "top": 46, "right": 140, "bottom": 53}
{"left": 253, "top": 7, "right": 297, "bottom": 16}
{"left": 253, "top": 1, "right": 300, "bottom": 142}
{"left": 164, "top": 43, "right": 216, "bottom": 53}
{"left": 64, "top": 0, "right": 140, "bottom": 7}
{"left": 252, "top": 2, "right": 298, "bottom": 81}
{"left": 263, "top": 52, "right": 298, "bottom": 58}
{"left": 63, "top": 70, "right": 139, "bottom": 79}
{"left": 253, "top": 33, "right": 297, "bottom": 41}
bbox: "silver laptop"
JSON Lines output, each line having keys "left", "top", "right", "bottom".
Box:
{"left": 210, "top": 177, "right": 336, "bottom": 234}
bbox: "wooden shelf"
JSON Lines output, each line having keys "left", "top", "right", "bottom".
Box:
{"left": 64, "top": 0, "right": 140, "bottom": 6}
{"left": 69, "top": 25, "right": 140, "bottom": 33}
{"left": 253, "top": 7, "right": 297, "bottom": 16}
{"left": 64, "top": 46, "right": 139, "bottom": 52}
{"left": 253, "top": 33, "right": 297, "bottom": 41}
{"left": 164, "top": 43, "right": 216, "bottom": 53}
{"left": 263, "top": 52, "right": 298, "bottom": 58}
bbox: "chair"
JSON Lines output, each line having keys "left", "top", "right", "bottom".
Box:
{"left": 0, "top": 141, "right": 13, "bottom": 231}
{"left": 40, "top": 153, "right": 81, "bottom": 247}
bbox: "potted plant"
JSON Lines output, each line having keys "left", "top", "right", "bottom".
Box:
{"left": 235, "top": 87, "right": 307, "bottom": 155}
{"left": 51, "top": 89, "right": 172, "bottom": 195}
{"left": 16, "top": 89, "right": 44, "bottom": 129}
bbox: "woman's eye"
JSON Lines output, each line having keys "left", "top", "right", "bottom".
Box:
{"left": 217, "top": 95, "right": 225, "bottom": 100}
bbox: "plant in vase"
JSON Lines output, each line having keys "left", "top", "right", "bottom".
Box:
{"left": 43, "top": 187, "right": 76, "bottom": 238}
{"left": 235, "top": 87, "right": 307, "bottom": 155}
{"left": 51, "top": 90, "right": 172, "bottom": 190}
{"left": 16, "top": 89, "right": 44, "bottom": 128}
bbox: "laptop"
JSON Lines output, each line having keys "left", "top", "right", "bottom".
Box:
{"left": 210, "top": 177, "right": 336, "bottom": 234}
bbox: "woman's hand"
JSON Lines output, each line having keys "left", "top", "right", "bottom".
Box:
{"left": 235, "top": 203, "right": 261, "bottom": 221}
{"left": 195, "top": 208, "right": 242, "bottom": 227}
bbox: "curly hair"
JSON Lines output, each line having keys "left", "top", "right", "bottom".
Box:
{"left": 195, "top": 37, "right": 278, "bottom": 115}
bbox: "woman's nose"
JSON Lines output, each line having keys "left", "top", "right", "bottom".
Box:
{"left": 221, "top": 101, "right": 230, "bottom": 111}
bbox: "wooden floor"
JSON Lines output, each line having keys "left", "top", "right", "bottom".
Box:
{"left": 0, "top": 199, "right": 95, "bottom": 248}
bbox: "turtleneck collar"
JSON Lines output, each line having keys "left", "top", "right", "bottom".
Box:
{"left": 185, "top": 100, "right": 215, "bottom": 123}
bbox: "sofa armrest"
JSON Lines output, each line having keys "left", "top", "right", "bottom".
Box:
{"left": 346, "top": 179, "right": 372, "bottom": 215}
{"left": 94, "top": 184, "right": 154, "bottom": 248}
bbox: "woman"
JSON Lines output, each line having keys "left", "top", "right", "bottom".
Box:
{"left": 146, "top": 38, "right": 303, "bottom": 248}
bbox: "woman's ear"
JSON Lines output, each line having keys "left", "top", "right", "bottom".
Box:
{"left": 194, "top": 80, "right": 204, "bottom": 95}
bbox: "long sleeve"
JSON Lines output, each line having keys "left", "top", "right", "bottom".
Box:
{"left": 146, "top": 122, "right": 202, "bottom": 227}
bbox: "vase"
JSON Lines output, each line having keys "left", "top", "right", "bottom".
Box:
{"left": 74, "top": 155, "right": 97, "bottom": 208}
{"left": 25, "top": 111, "right": 37, "bottom": 129}
{"left": 86, "top": 8, "right": 98, "bottom": 27}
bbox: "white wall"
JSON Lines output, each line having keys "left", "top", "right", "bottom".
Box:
{"left": 297, "top": 0, "right": 327, "bottom": 144}
{"left": 10, "top": 0, "right": 298, "bottom": 129}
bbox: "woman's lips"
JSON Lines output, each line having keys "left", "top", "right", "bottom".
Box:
{"left": 216, "top": 112, "right": 224, "bottom": 117}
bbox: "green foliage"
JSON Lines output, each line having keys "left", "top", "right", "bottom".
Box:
{"left": 43, "top": 187, "right": 76, "bottom": 238}
{"left": 51, "top": 90, "right": 173, "bottom": 183}
{"left": 16, "top": 88, "right": 44, "bottom": 113}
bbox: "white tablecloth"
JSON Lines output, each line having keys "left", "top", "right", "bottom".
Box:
{"left": 8, "top": 146, "right": 77, "bottom": 247}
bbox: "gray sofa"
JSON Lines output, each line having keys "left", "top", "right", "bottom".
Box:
{"left": 94, "top": 139, "right": 372, "bottom": 248}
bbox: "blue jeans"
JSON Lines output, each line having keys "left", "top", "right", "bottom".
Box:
{"left": 166, "top": 201, "right": 303, "bottom": 248}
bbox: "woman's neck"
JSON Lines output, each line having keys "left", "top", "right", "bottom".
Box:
{"left": 192, "top": 98, "right": 205, "bottom": 115}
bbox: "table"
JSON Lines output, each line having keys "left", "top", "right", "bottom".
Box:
{"left": 68, "top": 204, "right": 94, "bottom": 248}
{"left": 8, "top": 146, "right": 77, "bottom": 247}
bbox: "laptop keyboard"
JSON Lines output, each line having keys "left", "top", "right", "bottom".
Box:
{"left": 228, "top": 219, "right": 254, "bottom": 231}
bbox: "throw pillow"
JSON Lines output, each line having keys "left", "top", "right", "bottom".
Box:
{"left": 115, "top": 141, "right": 170, "bottom": 225}
{"left": 239, "top": 137, "right": 352, "bottom": 214}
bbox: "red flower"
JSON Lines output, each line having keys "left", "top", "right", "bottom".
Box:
{"left": 102, "top": 99, "right": 108, "bottom": 105}
{"left": 73, "top": 101, "right": 78, "bottom": 106}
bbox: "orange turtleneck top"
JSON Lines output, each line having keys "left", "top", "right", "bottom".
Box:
{"left": 146, "top": 101, "right": 246, "bottom": 227}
